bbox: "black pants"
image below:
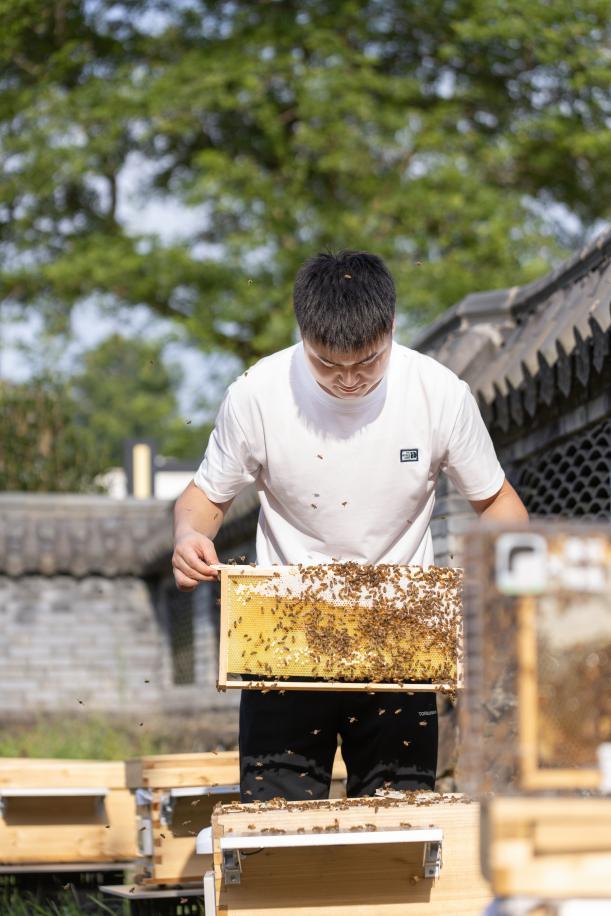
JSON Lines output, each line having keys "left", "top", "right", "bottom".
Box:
{"left": 239, "top": 688, "right": 438, "bottom": 801}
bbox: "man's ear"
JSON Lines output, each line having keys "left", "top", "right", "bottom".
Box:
{"left": 392, "top": 317, "right": 397, "bottom": 334}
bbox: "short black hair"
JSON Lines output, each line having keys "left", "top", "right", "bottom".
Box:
{"left": 293, "top": 250, "right": 395, "bottom": 352}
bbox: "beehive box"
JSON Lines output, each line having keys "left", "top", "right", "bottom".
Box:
{"left": 209, "top": 793, "right": 491, "bottom": 915}
{"left": 218, "top": 562, "right": 463, "bottom": 692}
{"left": 125, "top": 750, "right": 348, "bottom": 887}
{"left": 126, "top": 751, "right": 241, "bottom": 886}
{"left": 0, "top": 758, "right": 137, "bottom": 865}
{"left": 482, "top": 795, "right": 611, "bottom": 898}
{"left": 460, "top": 524, "right": 611, "bottom": 795}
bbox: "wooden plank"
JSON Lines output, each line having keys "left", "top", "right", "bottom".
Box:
{"left": 520, "top": 767, "right": 601, "bottom": 791}
{"left": 485, "top": 796, "right": 611, "bottom": 897}
{"left": 212, "top": 794, "right": 491, "bottom": 915}
{"left": 126, "top": 752, "right": 240, "bottom": 789}
{"left": 218, "top": 563, "right": 230, "bottom": 687}
{"left": 516, "top": 595, "right": 539, "bottom": 787}
{"left": 223, "top": 678, "right": 456, "bottom": 692}
{"left": 486, "top": 795, "right": 611, "bottom": 822}
{"left": 0, "top": 759, "right": 128, "bottom": 790}
{"left": 534, "top": 820, "right": 611, "bottom": 853}
{"left": 491, "top": 845, "right": 611, "bottom": 898}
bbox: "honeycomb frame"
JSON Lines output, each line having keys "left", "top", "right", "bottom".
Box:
{"left": 216, "top": 562, "right": 463, "bottom": 693}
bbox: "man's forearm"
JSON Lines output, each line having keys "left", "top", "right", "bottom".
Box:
{"left": 174, "top": 481, "right": 233, "bottom": 542}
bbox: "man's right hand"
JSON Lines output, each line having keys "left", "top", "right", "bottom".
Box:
{"left": 172, "top": 532, "right": 220, "bottom": 591}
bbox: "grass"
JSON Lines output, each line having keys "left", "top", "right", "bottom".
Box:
{"left": 1, "top": 876, "right": 206, "bottom": 915}
{"left": 0, "top": 711, "right": 238, "bottom": 759}
{"left": 0, "top": 875, "right": 124, "bottom": 915}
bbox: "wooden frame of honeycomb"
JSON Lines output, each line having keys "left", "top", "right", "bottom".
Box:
{"left": 216, "top": 562, "right": 463, "bottom": 693}
{"left": 462, "top": 523, "right": 611, "bottom": 795}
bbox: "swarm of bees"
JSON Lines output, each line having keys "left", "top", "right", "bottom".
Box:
{"left": 215, "top": 791, "right": 472, "bottom": 817}
{"left": 223, "top": 562, "right": 462, "bottom": 690}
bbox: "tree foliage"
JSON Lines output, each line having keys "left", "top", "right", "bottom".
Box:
{"left": 0, "top": 334, "right": 210, "bottom": 492}
{"left": 0, "top": 376, "right": 108, "bottom": 491}
{"left": 70, "top": 332, "right": 211, "bottom": 465}
{"left": 1, "top": 0, "right": 609, "bottom": 365}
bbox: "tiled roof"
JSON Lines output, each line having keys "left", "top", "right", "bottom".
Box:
{"left": 0, "top": 494, "right": 174, "bottom": 576}
{"left": 0, "top": 487, "right": 260, "bottom": 576}
{"left": 412, "top": 225, "right": 611, "bottom": 428}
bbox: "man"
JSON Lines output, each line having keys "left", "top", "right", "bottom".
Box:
{"left": 172, "top": 250, "right": 528, "bottom": 802}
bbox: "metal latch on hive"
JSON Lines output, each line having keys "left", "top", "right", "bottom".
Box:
{"left": 222, "top": 849, "right": 242, "bottom": 885}
{"left": 423, "top": 839, "right": 442, "bottom": 879}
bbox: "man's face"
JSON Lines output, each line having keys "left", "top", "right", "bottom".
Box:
{"left": 303, "top": 331, "right": 393, "bottom": 399}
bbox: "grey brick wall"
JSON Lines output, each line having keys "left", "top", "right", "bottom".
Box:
{"left": 0, "top": 574, "right": 239, "bottom": 717}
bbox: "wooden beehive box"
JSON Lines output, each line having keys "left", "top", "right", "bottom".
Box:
{"left": 209, "top": 792, "right": 491, "bottom": 915}
{"left": 483, "top": 796, "right": 611, "bottom": 899}
{"left": 125, "top": 749, "right": 348, "bottom": 887}
{"left": 461, "top": 524, "right": 611, "bottom": 795}
{"left": 0, "top": 758, "right": 137, "bottom": 865}
{"left": 125, "top": 751, "right": 241, "bottom": 887}
{"left": 218, "top": 562, "right": 463, "bottom": 692}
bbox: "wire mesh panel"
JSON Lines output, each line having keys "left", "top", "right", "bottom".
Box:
{"left": 461, "top": 523, "right": 611, "bottom": 795}
{"left": 218, "top": 562, "right": 462, "bottom": 692}
{"left": 513, "top": 418, "right": 611, "bottom": 518}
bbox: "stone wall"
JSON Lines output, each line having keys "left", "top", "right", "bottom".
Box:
{"left": 0, "top": 572, "right": 240, "bottom": 719}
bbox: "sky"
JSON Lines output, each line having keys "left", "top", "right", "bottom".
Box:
{"left": 0, "top": 155, "right": 228, "bottom": 419}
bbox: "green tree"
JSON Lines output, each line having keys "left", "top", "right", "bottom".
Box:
{"left": 1, "top": 0, "right": 609, "bottom": 365}
{"left": 0, "top": 376, "right": 107, "bottom": 491}
{"left": 0, "top": 334, "right": 210, "bottom": 491}
{"left": 70, "top": 332, "right": 211, "bottom": 465}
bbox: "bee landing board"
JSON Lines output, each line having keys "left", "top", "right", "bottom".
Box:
{"left": 217, "top": 563, "right": 463, "bottom": 692}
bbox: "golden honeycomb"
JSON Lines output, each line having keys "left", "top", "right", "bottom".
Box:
{"left": 221, "top": 562, "right": 462, "bottom": 688}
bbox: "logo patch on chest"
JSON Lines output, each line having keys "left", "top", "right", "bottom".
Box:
{"left": 400, "top": 448, "right": 419, "bottom": 462}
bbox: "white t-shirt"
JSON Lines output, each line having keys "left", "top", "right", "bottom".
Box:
{"left": 194, "top": 341, "right": 504, "bottom": 567}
